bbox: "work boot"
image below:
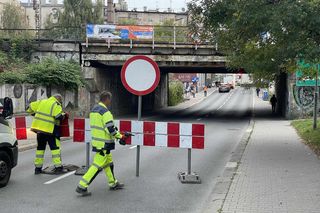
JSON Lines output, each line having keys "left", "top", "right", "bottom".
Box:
{"left": 109, "top": 182, "right": 125, "bottom": 190}
{"left": 76, "top": 186, "right": 92, "bottom": 197}
{"left": 34, "top": 168, "right": 42, "bottom": 175}
{"left": 53, "top": 166, "right": 66, "bottom": 174}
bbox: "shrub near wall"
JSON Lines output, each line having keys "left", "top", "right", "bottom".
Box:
{"left": 168, "top": 81, "right": 184, "bottom": 106}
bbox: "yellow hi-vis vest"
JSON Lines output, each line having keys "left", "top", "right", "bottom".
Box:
{"left": 31, "top": 96, "right": 63, "bottom": 134}
{"left": 27, "top": 100, "right": 42, "bottom": 115}
{"left": 90, "top": 102, "right": 122, "bottom": 151}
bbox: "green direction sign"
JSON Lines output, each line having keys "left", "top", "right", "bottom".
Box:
{"left": 296, "top": 61, "right": 320, "bottom": 87}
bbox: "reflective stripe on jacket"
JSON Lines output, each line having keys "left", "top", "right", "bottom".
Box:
{"left": 90, "top": 102, "right": 122, "bottom": 151}
{"left": 31, "top": 96, "right": 63, "bottom": 134}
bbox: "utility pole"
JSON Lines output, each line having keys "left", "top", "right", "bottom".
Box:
{"left": 313, "top": 65, "right": 319, "bottom": 130}
{"left": 33, "top": 0, "right": 40, "bottom": 42}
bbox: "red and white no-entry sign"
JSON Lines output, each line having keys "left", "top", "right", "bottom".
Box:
{"left": 121, "top": 55, "right": 160, "bottom": 96}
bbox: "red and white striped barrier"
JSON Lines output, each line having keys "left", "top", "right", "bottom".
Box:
{"left": 11, "top": 116, "right": 70, "bottom": 140}
{"left": 73, "top": 119, "right": 205, "bottom": 149}
{"left": 11, "top": 116, "right": 33, "bottom": 140}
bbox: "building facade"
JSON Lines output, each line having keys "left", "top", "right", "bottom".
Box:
{"left": 20, "top": 0, "right": 63, "bottom": 29}
{"left": 105, "top": 0, "right": 188, "bottom": 26}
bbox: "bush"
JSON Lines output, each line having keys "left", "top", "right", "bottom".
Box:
{"left": 0, "top": 58, "right": 84, "bottom": 90}
{"left": 24, "top": 58, "right": 83, "bottom": 90}
{"left": 168, "top": 81, "right": 184, "bottom": 106}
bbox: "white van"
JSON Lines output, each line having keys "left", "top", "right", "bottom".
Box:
{"left": 0, "top": 97, "right": 18, "bottom": 188}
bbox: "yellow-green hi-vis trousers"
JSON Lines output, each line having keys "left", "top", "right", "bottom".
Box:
{"left": 78, "top": 150, "right": 117, "bottom": 189}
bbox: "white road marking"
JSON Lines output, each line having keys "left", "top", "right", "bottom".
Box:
{"left": 217, "top": 91, "right": 235, "bottom": 111}
{"left": 197, "top": 118, "right": 202, "bottom": 121}
{"left": 129, "top": 145, "right": 138, "bottom": 149}
{"left": 225, "top": 162, "right": 238, "bottom": 168}
{"left": 44, "top": 171, "right": 76, "bottom": 185}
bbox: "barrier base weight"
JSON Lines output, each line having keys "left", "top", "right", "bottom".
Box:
{"left": 75, "top": 166, "right": 88, "bottom": 176}
{"left": 42, "top": 164, "right": 79, "bottom": 175}
{"left": 178, "top": 172, "right": 201, "bottom": 184}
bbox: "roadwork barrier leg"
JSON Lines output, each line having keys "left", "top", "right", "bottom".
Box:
{"left": 178, "top": 148, "right": 201, "bottom": 184}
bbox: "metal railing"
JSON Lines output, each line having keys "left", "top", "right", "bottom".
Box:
{"left": 0, "top": 25, "right": 216, "bottom": 49}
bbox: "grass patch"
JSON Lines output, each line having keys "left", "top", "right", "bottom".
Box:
{"left": 291, "top": 119, "right": 320, "bottom": 156}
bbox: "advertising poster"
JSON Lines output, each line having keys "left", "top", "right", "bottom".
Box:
{"left": 86, "top": 24, "right": 153, "bottom": 40}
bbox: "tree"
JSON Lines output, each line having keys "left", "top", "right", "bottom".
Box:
{"left": 188, "top": 0, "right": 320, "bottom": 79}
{"left": 1, "top": 3, "right": 25, "bottom": 29}
{"left": 44, "top": 0, "right": 104, "bottom": 39}
{"left": 188, "top": 0, "right": 320, "bottom": 126}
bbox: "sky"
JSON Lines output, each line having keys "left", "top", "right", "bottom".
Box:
{"left": 19, "top": 0, "right": 190, "bottom": 12}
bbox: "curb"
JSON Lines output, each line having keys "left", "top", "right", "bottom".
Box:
{"left": 18, "top": 137, "right": 73, "bottom": 152}
{"left": 201, "top": 119, "right": 255, "bottom": 213}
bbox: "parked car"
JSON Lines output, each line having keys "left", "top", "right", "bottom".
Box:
{"left": 0, "top": 97, "right": 17, "bottom": 188}
{"left": 219, "top": 84, "right": 231, "bottom": 93}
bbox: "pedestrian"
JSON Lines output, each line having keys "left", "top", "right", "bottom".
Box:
{"left": 256, "top": 88, "right": 260, "bottom": 97}
{"left": 76, "top": 91, "right": 128, "bottom": 196}
{"left": 27, "top": 94, "right": 67, "bottom": 175}
{"left": 270, "top": 95, "right": 277, "bottom": 114}
{"left": 191, "top": 85, "right": 196, "bottom": 98}
{"left": 204, "top": 85, "right": 208, "bottom": 97}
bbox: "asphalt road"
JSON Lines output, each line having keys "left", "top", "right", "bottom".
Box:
{"left": 0, "top": 87, "right": 253, "bottom": 213}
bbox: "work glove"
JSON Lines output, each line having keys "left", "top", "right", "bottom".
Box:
{"left": 119, "top": 135, "right": 127, "bottom": 146}
{"left": 62, "top": 112, "right": 69, "bottom": 119}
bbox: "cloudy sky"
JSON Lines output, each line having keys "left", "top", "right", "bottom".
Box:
{"left": 20, "top": 0, "right": 190, "bottom": 11}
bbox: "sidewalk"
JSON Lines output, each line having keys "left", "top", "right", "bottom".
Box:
{"left": 221, "top": 96, "right": 320, "bottom": 212}
{"left": 155, "top": 87, "right": 216, "bottom": 115}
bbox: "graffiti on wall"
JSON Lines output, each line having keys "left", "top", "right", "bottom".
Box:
{"left": 293, "top": 85, "right": 315, "bottom": 109}
{"left": 0, "top": 84, "right": 77, "bottom": 113}
{"left": 32, "top": 52, "right": 80, "bottom": 63}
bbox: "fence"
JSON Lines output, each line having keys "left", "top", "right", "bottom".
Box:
{"left": 0, "top": 25, "right": 216, "bottom": 48}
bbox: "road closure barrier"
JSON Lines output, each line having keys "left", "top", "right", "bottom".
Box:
{"left": 11, "top": 116, "right": 70, "bottom": 140}
{"left": 73, "top": 118, "right": 205, "bottom": 183}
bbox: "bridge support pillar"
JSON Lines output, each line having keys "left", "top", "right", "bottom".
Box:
{"left": 154, "top": 72, "right": 168, "bottom": 109}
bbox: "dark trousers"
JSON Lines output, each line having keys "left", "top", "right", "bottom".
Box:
{"left": 34, "top": 133, "right": 61, "bottom": 168}
{"left": 272, "top": 104, "right": 276, "bottom": 113}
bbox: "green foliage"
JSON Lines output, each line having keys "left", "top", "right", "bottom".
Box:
{"left": 188, "top": 0, "right": 320, "bottom": 80}
{"left": 25, "top": 58, "right": 83, "bottom": 90}
{"left": 0, "top": 71, "right": 25, "bottom": 84}
{"left": 154, "top": 19, "right": 189, "bottom": 43}
{"left": 1, "top": 3, "right": 26, "bottom": 29}
{"left": 168, "top": 81, "right": 184, "bottom": 106}
{"left": 0, "top": 58, "right": 83, "bottom": 90}
{"left": 118, "top": 19, "right": 138, "bottom": 25}
{"left": 292, "top": 119, "right": 320, "bottom": 156}
{"left": 44, "top": 0, "right": 104, "bottom": 39}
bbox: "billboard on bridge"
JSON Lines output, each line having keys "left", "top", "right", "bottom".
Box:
{"left": 86, "top": 24, "right": 154, "bottom": 40}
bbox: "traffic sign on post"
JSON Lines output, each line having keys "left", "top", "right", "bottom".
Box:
{"left": 121, "top": 55, "right": 160, "bottom": 177}
{"left": 121, "top": 55, "right": 160, "bottom": 96}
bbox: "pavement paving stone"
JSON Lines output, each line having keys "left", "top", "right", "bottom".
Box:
{"left": 222, "top": 97, "right": 320, "bottom": 213}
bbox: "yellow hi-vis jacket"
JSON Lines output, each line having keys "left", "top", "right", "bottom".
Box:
{"left": 90, "top": 102, "right": 122, "bottom": 152}
{"left": 30, "top": 96, "right": 63, "bottom": 134}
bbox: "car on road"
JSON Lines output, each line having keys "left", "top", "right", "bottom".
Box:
{"left": 219, "top": 84, "right": 231, "bottom": 93}
{"left": 0, "top": 97, "right": 17, "bottom": 188}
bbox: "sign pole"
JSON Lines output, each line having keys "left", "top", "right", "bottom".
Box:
{"left": 314, "top": 65, "right": 319, "bottom": 130}
{"left": 187, "top": 148, "right": 191, "bottom": 175}
{"left": 86, "top": 142, "right": 90, "bottom": 170}
{"left": 120, "top": 55, "right": 161, "bottom": 177}
{"left": 136, "top": 95, "right": 142, "bottom": 177}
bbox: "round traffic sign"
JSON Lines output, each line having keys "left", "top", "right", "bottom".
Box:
{"left": 121, "top": 55, "right": 160, "bottom": 96}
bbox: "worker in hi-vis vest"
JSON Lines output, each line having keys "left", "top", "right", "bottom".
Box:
{"left": 76, "top": 91, "right": 129, "bottom": 196}
{"left": 27, "top": 94, "right": 67, "bottom": 175}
